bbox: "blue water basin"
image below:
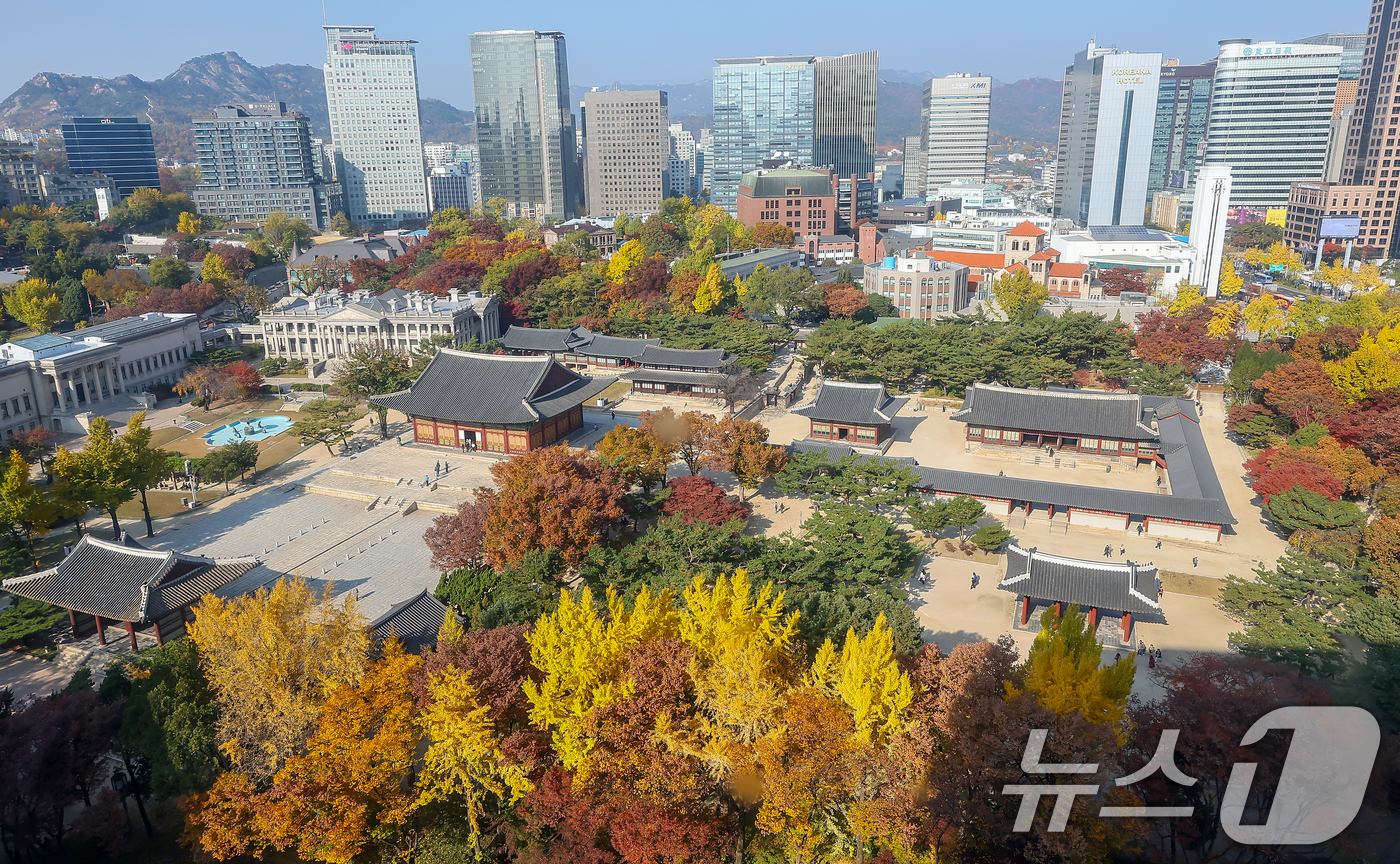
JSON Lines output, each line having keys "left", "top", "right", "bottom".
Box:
{"left": 202, "top": 415, "right": 294, "bottom": 446}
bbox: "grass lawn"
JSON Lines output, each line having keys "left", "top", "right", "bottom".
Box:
{"left": 599, "top": 380, "right": 631, "bottom": 402}
{"left": 30, "top": 528, "right": 83, "bottom": 569}
{"left": 116, "top": 487, "right": 229, "bottom": 519}
{"left": 1158, "top": 569, "right": 1224, "bottom": 598}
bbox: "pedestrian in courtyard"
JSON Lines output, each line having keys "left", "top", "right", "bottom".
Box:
{"left": 1156, "top": 539, "right": 1162, "bottom": 549}
{"left": 1120, "top": 544, "right": 1126, "bottom": 556}
{"left": 611, "top": 410, "right": 616, "bottom": 420}
{"left": 1156, "top": 647, "right": 1162, "bottom": 660}
{"left": 1193, "top": 557, "right": 1199, "bottom": 569}
{"left": 444, "top": 461, "right": 449, "bottom": 472}
{"left": 1104, "top": 544, "right": 1112, "bottom": 558}
{"left": 425, "top": 474, "right": 430, "bottom": 486}
{"left": 1148, "top": 653, "right": 1155, "bottom": 669}
{"left": 434, "top": 461, "right": 440, "bottom": 476}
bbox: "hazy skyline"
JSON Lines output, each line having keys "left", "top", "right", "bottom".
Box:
{"left": 1, "top": 0, "right": 1363, "bottom": 112}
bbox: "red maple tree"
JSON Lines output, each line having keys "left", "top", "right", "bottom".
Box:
{"left": 422, "top": 498, "right": 489, "bottom": 572}
{"left": 1251, "top": 462, "right": 1344, "bottom": 503}
{"left": 660, "top": 475, "right": 751, "bottom": 526}
{"left": 1132, "top": 308, "right": 1231, "bottom": 372}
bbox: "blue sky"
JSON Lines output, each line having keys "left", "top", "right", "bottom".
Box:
{"left": 2, "top": 0, "right": 1363, "bottom": 109}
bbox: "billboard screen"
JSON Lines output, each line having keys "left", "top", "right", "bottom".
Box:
{"left": 1320, "top": 216, "right": 1362, "bottom": 239}
{"left": 1266, "top": 208, "right": 1287, "bottom": 228}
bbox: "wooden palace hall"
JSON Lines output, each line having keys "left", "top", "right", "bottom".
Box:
{"left": 997, "top": 544, "right": 1165, "bottom": 647}
{"left": 372, "top": 349, "right": 615, "bottom": 453}
{"left": 792, "top": 380, "right": 909, "bottom": 452}
{"left": 1, "top": 534, "right": 259, "bottom": 650}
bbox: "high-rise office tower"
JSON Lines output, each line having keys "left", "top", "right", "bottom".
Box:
{"left": 1203, "top": 39, "right": 1340, "bottom": 209}
{"left": 1296, "top": 32, "right": 1366, "bottom": 81}
{"left": 711, "top": 51, "right": 877, "bottom": 214}
{"left": 190, "top": 102, "right": 331, "bottom": 228}
{"left": 670, "top": 123, "right": 697, "bottom": 194}
{"left": 61, "top": 117, "right": 160, "bottom": 196}
{"left": 1054, "top": 40, "right": 1162, "bottom": 226}
{"left": 323, "top": 25, "right": 430, "bottom": 227}
{"left": 696, "top": 128, "right": 714, "bottom": 197}
{"left": 1332, "top": 3, "right": 1400, "bottom": 253}
{"left": 470, "top": 30, "right": 581, "bottom": 222}
{"left": 919, "top": 73, "right": 991, "bottom": 193}
{"left": 1146, "top": 63, "right": 1214, "bottom": 202}
{"left": 902, "top": 135, "right": 925, "bottom": 200}
{"left": 583, "top": 90, "right": 669, "bottom": 217}
{"left": 814, "top": 50, "right": 879, "bottom": 178}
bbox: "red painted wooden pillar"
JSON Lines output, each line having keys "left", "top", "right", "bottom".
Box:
{"left": 94, "top": 616, "right": 106, "bottom": 646}
{"left": 125, "top": 621, "right": 138, "bottom": 650}
{"left": 1025, "top": 500, "right": 1032, "bottom": 514}
{"left": 1087, "top": 607, "right": 1098, "bottom": 629}
{"left": 153, "top": 618, "right": 164, "bottom": 646}
{"left": 68, "top": 609, "right": 78, "bottom": 638}
{"left": 1053, "top": 601, "right": 1062, "bottom": 622}
{"left": 1048, "top": 503, "right": 1055, "bottom": 518}
{"left": 1121, "top": 612, "right": 1132, "bottom": 643}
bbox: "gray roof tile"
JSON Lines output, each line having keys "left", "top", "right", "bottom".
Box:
{"left": 1, "top": 534, "right": 257, "bottom": 621}
{"left": 950, "top": 384, "right": 1159, "bottom": 441}
{"left": 999, "top": 545, "right": 1162, "bottom": 616}
{"left": 372, "top": 589, "right": 449, "bottom": 654}
{"left": 792, "top": 381, "right": 907, "bottom": 424}
{"left": 634, "top": 345, "right": 732, "bottom": 369}
{"left": 371, "top": 349, "right": 615, "bottom": 425}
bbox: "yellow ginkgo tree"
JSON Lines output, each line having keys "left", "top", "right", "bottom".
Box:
{"left": 807, "top": 612, "right": 914, "bottom": 748}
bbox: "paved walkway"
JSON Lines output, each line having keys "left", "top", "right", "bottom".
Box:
{"left": 0, "top": 650, "right": 71, "bottom": 703}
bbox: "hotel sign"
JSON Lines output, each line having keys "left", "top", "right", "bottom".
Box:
{"left": 1112, "top": 68, "right": 1153, "bottom": 84}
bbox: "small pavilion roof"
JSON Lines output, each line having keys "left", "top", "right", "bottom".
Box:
{"left": 1, "top": 534, "right": 257, "bottom": 622}
{"left": 792, "top": 381, "right": 907, "bottom": 425}
{"left": 999, "top": 545, "right": 1161, "bottom": 616}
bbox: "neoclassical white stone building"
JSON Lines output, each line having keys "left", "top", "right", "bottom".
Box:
{"left": 0, "top": 312, "right": 204, "bottom": 435}
{"left": 258, "top": 288, "right": 500, "bottom": 364}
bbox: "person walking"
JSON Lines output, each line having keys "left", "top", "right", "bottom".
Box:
{"left": 1156, "top": 539, "right": 1162, "bottom": 549}
{"left": 1104, "top": 544, "right": 1112, "bottom": 558}
{"left": 1193, "top": 557, "right": 1199, "bottom": 569}
{"left": 434, "top": 461, "right": 440, "bottom": 477}
{"left": 1119, "top": 544, "right": 1126, "bottom": 556}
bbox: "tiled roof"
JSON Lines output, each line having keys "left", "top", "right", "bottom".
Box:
{"left": 1006, "top": 262, "right": 1027, "bottom": 274}
{"left": 950, "top": 383, "right": 1158, "bottom": 441}
{"left": 498, "top": 325, "right": 590, "bottom": 353}
{"left": 1, "top": 534, "right": 257, "bottom": 621}
{"left": 1155, "top": 410, "right": 1234, "bottom": 521}
{"left": 741, "top": 169, "right": 834, "bottom": 198}
{"left": 781, "top": 445, "right": 1234, "bottom": 525}
{"left": 792, "top": 381, "right": 907, "bottom": 424}
{"left": 1007, "top": 221, "right": 1048, "bottom": 237}
{"left": 634, "top": 345, "right": 732, "bottom": 369}
{"left": 1028, "top": 248, "right": 1060, "bottom": 261}
{"left": 288, "top": 237, "right": 407, "bottom": 267}
{"left": 371, "top": 349, "right": 615, "bottom": 425}
{"left": 999, "top": 545, "right": 1161, "bottom": 616}
{"left": 372, "top": 589, "right": 449, "bottom": 654}
{"left": 1049, "top": 263, "right": 1088, "bottom": 278}
{"left": 576, "top": 333, "right": 659, "bottom": 359}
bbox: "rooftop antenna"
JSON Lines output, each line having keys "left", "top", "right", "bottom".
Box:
{"left": 321, "top": 0, "right": 327, "bottom": 25}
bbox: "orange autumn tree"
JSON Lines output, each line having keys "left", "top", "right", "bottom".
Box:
{"left": 187, "top": 640, "right": 423, "bottom": 862}
{"left": 478, "top": 445, "right": 627, "bottom": 567}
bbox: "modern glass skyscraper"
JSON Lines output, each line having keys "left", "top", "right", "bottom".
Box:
{"left": 711, "top": 51, "right": 876, "bottom": 214}
{"left": 814, "top": 50, "right": 878, "bottom": 178}
{"left": 1145, "top": 65, "right": 1214, "bottom": 203}
{"left": 1296, "top": 32, "right": 1366, "bottom": 80}
{"left": 323, "top": 25, "right": 430, "bottom": 227}
{"left": 920, "top": 73, "right": 992, "bottom": 193}
{"left": 1203, "top": 40, "right": 1340, "bottom": 209}
{"left": 712, "top": 56, "right": 816, "bottom": 213}
{"left": 61, "top": 117, "right": 160, "bottom": 196}
{"left": 470, "top": 30, "right": 580, "bottom": 222}
{"left": 1053, "top": 40, "right": 1163, "bottom": 226}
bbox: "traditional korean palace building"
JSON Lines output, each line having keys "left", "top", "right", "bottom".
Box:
{"left": 952, "top": 383, "right": 1170, "bottom": 464}
{"left": 998, "top": 545, "right": 1164, "bottom": 646}
{"left": 792, "top": 381, "right": 908, "bottom": 452}
{"left": 497, "top": 325, "right": 658, "bottom": 370}
{"left": 1, "top": 534, "right": 259, "bottom": 650}
{"left": 788, "top": 438, "right": 1235, "bottom": 543}
{"left": 372, "top": 349, "right": 614, "bottom": 453}
{"left": 626, "top": 345, "right": 739, "bottom": 396}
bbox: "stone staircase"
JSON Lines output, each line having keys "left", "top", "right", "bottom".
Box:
{"left": 298, "top": 469, "right": 471, "bottom": 515}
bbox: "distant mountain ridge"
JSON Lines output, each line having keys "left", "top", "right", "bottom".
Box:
{"left": 0, "top": 51, "right": 473, "bottom": 162}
